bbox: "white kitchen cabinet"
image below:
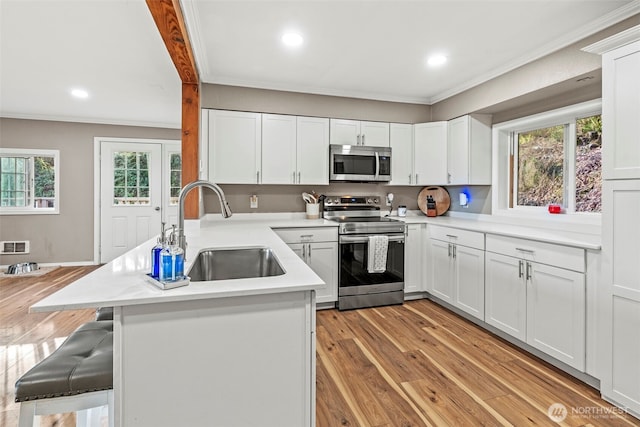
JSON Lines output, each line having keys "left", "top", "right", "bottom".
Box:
{"left": 296, "top": 116, "right": 330, "bottom": 185}
{"left": 330, "top": 119, "right": 389, "bottom": 146}
{"left": 274, "top": 227, "right": 338, "bottom": 306}
{"left": 447, "top": 114, "right": 491, "bottom": 185}
{"left": 261, "top": 114, "right": 330, "bottom": 185}
{"left": 602, "top": 39, "right": 640, "bottom": 180}
{"left": 601, "top": 179, "right": 640, "bottom": 413}
{"left": 391, "top": 122, "right": 447, "bottom": 185}
{"left": 485, "top": 235, "right": 586, "bottom": 370}
{"left": 208, "top": 110, "right": 262, "bottom": 184}
{"left": 262, "top": 113, "right": 297, "bottom": 184}
{"left": 404, "top": 223, "right": 425, "bottom": 294}
{"left": 428, "top": 225, "right": 485, "bottom": 320}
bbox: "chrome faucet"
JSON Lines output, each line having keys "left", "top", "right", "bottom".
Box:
{"left": 177, "top": 180, "right": 233, "bottom": 259}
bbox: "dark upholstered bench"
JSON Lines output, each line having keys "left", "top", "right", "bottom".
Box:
{"left": 15, "top": 321, "right": 114, "bottom": 427}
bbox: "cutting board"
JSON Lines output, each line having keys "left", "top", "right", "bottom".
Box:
{"left": 417, "top": 186, "right": 451, "bottom": 216}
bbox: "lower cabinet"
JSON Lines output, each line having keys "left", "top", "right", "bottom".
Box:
{"left": 485, "top": 235, "right": 586, "bottom": 370}
{"left": 404, "top": 224, "right": 425, "bottom": 294}
{"left": 274, "top": 227, "right": 338, "bottom": 305}
{"left": 428, "top": 225, "right": 485, "bottom": 320}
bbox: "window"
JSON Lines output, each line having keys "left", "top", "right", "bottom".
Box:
{"left": 169, "top": 153, "right": 182, "bottom": 205}
{"left": 113, "top": 151, "right": 150, "bottom": 205}
{"left": 0, "top": 149, "right": 59, "bottom": 214}
{"left": 494, "top": 100, "right": 602, "bottom": 218}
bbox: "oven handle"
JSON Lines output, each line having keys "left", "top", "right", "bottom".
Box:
{"left": 339, "top": 235, "right": 405, "bottom": 244}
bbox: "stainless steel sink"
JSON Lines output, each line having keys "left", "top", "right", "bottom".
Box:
{"left": 188, "top": 247, "right": 285, "bottom": 281}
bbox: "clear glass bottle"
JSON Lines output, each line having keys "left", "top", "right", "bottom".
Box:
{"left": 150, "top": 222, "right": 166, "bottom": 279}
{"left": 159, "top": 226, "right": 184, "bottom": 282}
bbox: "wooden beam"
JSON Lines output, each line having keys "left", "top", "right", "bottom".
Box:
{"left": 145, "top": 0, "right": 198, "bottom": 83}
{"left": 146, "top": 0, "right": 200, "bottom": 219}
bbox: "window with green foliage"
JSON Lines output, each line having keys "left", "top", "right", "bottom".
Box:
{"left": 0, "top": 149, "right": 59, "bottom": 214}
{"left": 169, "top": 153, "right": 182, "bottom": 205}
{"left": 510, "top": 111, "right": 602, "bottom": 214}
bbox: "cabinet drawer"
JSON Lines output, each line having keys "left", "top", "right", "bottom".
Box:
{"left": 486, "top": 234, "right": 584, "bottom": 273}
{"left": 428, "top": 225, "right": 485, "bottom": 250}
{"left": 273, "top": 227, "right": 338, "bottom": 244}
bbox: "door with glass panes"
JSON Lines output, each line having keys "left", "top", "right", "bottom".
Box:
{"left": 99, "top": 139, "right": 181, "bottom": 263}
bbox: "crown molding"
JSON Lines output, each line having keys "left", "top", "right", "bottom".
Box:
{"left": 581, "top": 24, "right": 640, "bottom": 54}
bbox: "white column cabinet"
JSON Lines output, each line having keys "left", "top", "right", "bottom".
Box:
{"left": 208, "top": 110, "right": 262, "bottom": 184}
{"left": 330, "top": 119, "right": 389, "bottom": 146}
{"left": 274, "top": 228, "right": 338, "bottom": 306}
{"left": 485, "top": 235, "right": 586, "bottom": 370}
{"left": 447, "top": 114, "right": 492, "bottom": 185}
{"left": 428, "top": 225, "right": 485, "bottom": 320}
{"left": 404, "top": 223, "right": 425, "bottom": 294}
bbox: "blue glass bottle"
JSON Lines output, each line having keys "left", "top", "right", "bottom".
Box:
{"left": 150, "top": 223, "right": 166, "bottom": 279}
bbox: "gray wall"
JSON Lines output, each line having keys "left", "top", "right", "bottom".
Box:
{"left": 0, "top": 118, "right": 180, "bottom": 265}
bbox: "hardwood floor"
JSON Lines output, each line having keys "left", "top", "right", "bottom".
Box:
{"left": 1, "top": 266, "right": 638, "bottom": 426}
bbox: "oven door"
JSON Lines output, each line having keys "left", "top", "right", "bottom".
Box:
{"left": 330, "top": 145, "right": 391, "bottom": 182}
{"left": 338, "top": 233, "right": 404, "bottom": 296}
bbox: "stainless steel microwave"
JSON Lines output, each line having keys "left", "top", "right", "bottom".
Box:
{"left": 329, "top": 144, "right": 391, "bottom": 182}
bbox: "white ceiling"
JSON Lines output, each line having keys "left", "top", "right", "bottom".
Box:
{"left": 1, "top": 1, "right": 639, "bottom": 129}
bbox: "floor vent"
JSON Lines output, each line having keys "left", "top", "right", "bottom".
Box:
{"left": 1, "top": 241, "right": 30, "bottom": 254}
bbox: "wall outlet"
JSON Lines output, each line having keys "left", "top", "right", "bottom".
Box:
{"left": 250, "top": 195, "right": 258, "bottom": 209}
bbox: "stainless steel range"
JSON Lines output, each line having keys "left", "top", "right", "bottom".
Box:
{"left": 323, "top": 195, "right": 405, "bottom": 311}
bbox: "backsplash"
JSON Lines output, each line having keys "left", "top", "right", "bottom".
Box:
{"left": 203, "top": 184, "right": 491, "bottom": 215}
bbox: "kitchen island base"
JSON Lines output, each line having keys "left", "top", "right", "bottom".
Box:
{"left": 113, "top": 290, "right": 315, "bottom": 427}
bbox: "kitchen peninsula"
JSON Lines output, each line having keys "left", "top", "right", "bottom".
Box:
{"left": 31, "top": 219, "right": 330, "bottom": 427}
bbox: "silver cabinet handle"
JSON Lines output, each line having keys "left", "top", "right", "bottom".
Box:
{"left": 526, "top": 261, "right": 532, "bottom": 281}
{"left": 518, "top": 260, "right": 523, "bottom": 278}
{"left": 356, "top": 135, "right": 361, "bottom": 145}
{"left": 362, "top": 134, "right": 365, "bottom": 145}
{"left": 447, "top": 173, "right": 451, "bottom": 183}
{"left": 300, "top": 234, "right": 314, "bottom": 240}
{"left": 257, "top": 171, "right": 260, "bottom": 184}
{"left": 448, "top": 243, "right": 452, "bottom": 257}
{"left": 516, "top": 247, "right": 535, "bottom": 254}
{"left": 293, "top": 171, "right": 296, "bottom": 183}
{"left": 415, "top": 174, "right": 418, "bottom": 184}
{"left": 452, "top": 244, "right": 457, "bottom": 259}
{"left": 302, "top": 244, "right": 307, "bottom": 260}
{"left": 409, "top": 174, "right": 412, "bottom": 184}
{"left": 446, "top": 234, "right": 458, "bottom": 239}
{"left": 307, "top": 243, "right": 311, "bottom": 259}
{"left": 298, "top": 172, "right": 301, "bottom": 183}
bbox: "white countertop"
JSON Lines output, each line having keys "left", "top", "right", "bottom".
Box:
{"left": 32, "top": 216, "right": 335, "bottom": 313}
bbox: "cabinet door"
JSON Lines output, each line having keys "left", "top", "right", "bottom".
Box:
{"left": 447, "top": 115, "right": 469, "bottom": 185}
{"left": 360, "top": 121, "right": 390, "bottom": 147}
{"left": 209, "top": 110, "right": 261, "bottom": 184}
{"left": 454, "top": 245, "right": 485, "bottom": 320}
{"left": 308, "top": 242, "right": 338, "bottom": 304}
{"left": 389, "top": 123, "right": 414, "bottom": 185}
{"left": 404, "top": 224, "right": 424, "bottom": 293}
{"left": 527, "top": 262, "right": 585, "bottom": 370}
{"left": 297, "top": 117, "right": 329, "bottom": 185}
{"left": 288, "top": 243, "right": 306, "bottom": 260}
{"left": 414, "top": 122, "right": 447, "bottom": 185}
{"left": 330, "top": 119, "right": 360, "bottom": 145}
{"left": 602, "top": 179, "right": 640, "bottom": 411}
{"left": 429, "top": 239, "right": 453, "bottom": 303}
{"left": 602, "top": 40, "right": 640, "bottom": 179}
{"left": 262, "top": 114, "right": 297, "bottom": 184}
{"left": 485, "top": 252, "right": 526, "bottom": 341}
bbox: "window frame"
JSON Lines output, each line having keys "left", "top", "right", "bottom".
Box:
{"left": 492, "top": 99, "right": 601, "bottom": 223}
{"left": 0, "top": 148, "right": 60, "bottom": 215}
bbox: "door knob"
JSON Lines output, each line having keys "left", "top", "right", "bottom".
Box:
{"left": 154, "top": 206, "right": 161, "bottom": 211}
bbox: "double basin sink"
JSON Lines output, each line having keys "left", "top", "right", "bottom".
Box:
{"left": 188, "top": 247, "right": 285, "bottom": 282}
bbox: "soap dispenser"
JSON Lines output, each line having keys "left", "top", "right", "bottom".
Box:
{"left": 150, "top": 222, "right": 166, "bottom": 279}
{"left": 159, "top": 225, "right": 184, "bottom": 282}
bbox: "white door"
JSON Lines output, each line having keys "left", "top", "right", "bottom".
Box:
{"left": 360, "top": 121, "right": 390, "bottom": 146}
{"left": 454, "top": 245, "right": 485, "bottom": 320}
{"left": 100, "top": 139, "right": 180, "bottom": 263}
{"left": 485, "top": 252, "right": 527, "bottom": 341}
{"left": 447, "top": 115, "right": 469, "bottom": 185}
{"left": 429, "top": 239, "right": 454, "bottom": 303}
{"left": 414, "top": 122, "right": 447, "bottom": 185}
{"left": 307, "top": 242, "right": 338, "bottom": 304}
{"left": 262, "top": 114, "right": 297, "bottom": 184}
{"left": 389, "top": 123, "right": 413, "bottom": 185}
{"left": 330, "top": 119, "right": 360, "bottom": 145}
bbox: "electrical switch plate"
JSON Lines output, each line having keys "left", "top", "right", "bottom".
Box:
{"left": 250, "top": 195, "right": 258, "bottom": 209}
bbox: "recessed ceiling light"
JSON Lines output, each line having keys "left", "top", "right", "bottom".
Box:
{"left": 427, "top": 54, "right": 447, "bottom": 67}
{"left": 281, "top": 32, "right": 304, "bottom": 48}
{"left": 70, "top": 88, "right": 89, "bottom": 99}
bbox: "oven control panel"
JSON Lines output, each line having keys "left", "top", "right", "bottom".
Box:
{"left": 324, "top": 195, "right": 380, "bottom": 206}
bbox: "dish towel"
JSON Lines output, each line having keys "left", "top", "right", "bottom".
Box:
{"left": 367, "top": 235, "right": 389, "bottom": 273}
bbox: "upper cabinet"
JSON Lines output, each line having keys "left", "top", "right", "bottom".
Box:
{"left": 207, "top": 110, "right": 329, "bottom": 185}
{"left": 447, "top": 114, "right": 492, "bottom": 185}
{"left": 208, "top": 110, "right": 262, "bottom": 184}
{"left": 414, "top": 121, "right": 448, "bottom": 185}
{"left": 330, "top": 119, "right": 390, "bottom": 146}
{"left": 602, "top": 39, "right": 640, "bottom": 180}
{"left": 296, "top": 116, "right": 330, "bottom": 185}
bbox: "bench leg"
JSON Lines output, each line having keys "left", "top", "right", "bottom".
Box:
{"left": 18, "top": 401, "right": 38, "bottom": 427}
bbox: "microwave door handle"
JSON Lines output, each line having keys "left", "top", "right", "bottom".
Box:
{"left": 375, "top": 151, "right": 380, "bottom": 179}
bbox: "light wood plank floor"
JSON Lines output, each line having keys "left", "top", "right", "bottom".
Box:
{"left": 2, "top": 266, "right": 639, "bottom": 426}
